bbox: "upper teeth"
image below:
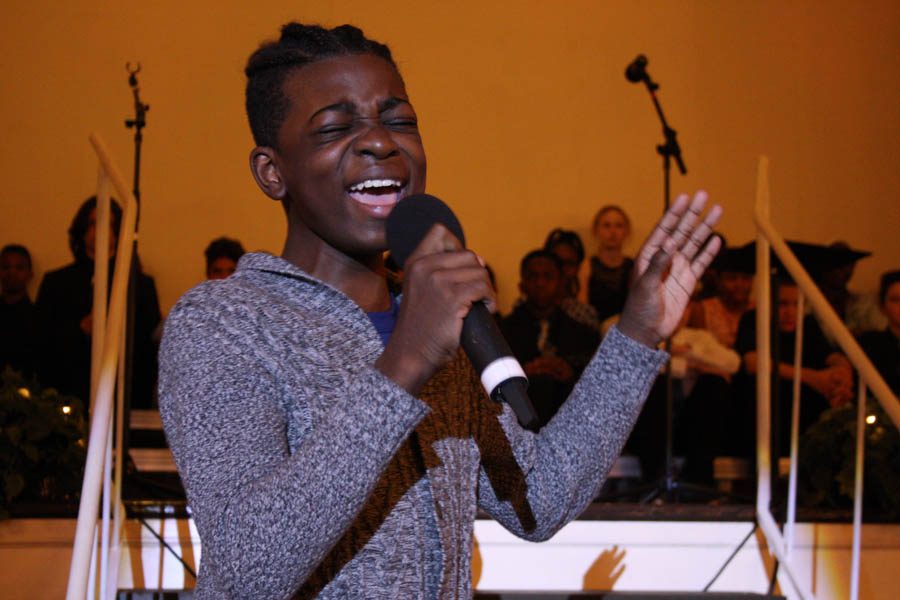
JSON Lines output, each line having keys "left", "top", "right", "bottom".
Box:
{"left": 349, "top": 179, "right": 402, "bottom": 192}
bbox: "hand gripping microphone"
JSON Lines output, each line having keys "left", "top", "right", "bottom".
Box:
{"left": 386, "top": 194, "right": 540, "bottom": 431}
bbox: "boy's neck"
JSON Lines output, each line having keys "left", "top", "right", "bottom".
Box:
{"left": 282, "top": 237, "right": 391, "bottom": 312}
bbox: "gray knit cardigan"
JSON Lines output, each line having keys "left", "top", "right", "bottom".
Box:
{"left": 159, "top": 252, "right": 666, "bottom": 599}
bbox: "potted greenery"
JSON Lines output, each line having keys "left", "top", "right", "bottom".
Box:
{"left": 1, "top": 367, "right": 87, "bottom": 518}
{"left": 799, "top": 401, "right": 900, "bottom": 520}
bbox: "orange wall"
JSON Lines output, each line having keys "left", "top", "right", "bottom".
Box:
{"left": 1, "top": 1, "right": 898, "bottom": 314}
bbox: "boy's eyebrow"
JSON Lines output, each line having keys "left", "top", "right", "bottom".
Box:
{"left": 309, "top": 102, "right": 355, "bottom": 122}
{"left": 308, "top": 97, "right": 411, "bottom": 122}
{"left": 378, "top": 97, "right": 410, "bottom": 112}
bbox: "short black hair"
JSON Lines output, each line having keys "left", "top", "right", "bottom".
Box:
{"left": 543, "top": 228, "right": 585, "bottom": 264}
{"left": 0, "top": 244, "right": 32, "bottom": 269}
{"left": 204, "top": 237, "right": 246, "bottom": 268}
{"left": 520, "top": 249, "right": 562, "bottom": 278}
{"left": 245, "top": 23, "right": 397, "bottom": 149}
{"left": 879, "top": 270, "right": 900, "bottom": 305}
{"left": 68, "top": 196, "right": 123, "bottom": 262}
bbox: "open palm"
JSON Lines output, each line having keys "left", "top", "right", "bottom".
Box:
{"left": 617, "top": 191, "right": 723, "bottom": 347}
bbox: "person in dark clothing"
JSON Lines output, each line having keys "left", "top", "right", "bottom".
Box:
{"left": 587, "top": 205, "right": 634, "bottom": 324}
{"left": 732, "top": 279, "right": 853, "bottom": 459}
{"left": 501, "top": 249, "right": 600, "bottom": 426}
{"left": 204, "top": 236, "right": 246, "bottom": 280}
{"left": 0, "top": 244, "right": 38, "bottom": 378}
{"left": 543, "top": 228, "right": 601, "bottom": 331}
{"left": 859, "top": 270, "right": 900, "bottom": 395}
{"left": 35, "top": 197, "right": 161, "bottom": 408}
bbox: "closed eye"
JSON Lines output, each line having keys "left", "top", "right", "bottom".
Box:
{"left": 384, "top": 117, "right": 418, "bottom": 132}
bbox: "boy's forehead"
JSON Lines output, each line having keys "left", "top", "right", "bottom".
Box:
{"left": 282, "top": 54, "right": 408, "bottom": 110}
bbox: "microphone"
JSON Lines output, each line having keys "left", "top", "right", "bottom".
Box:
{"left": 386, "top": 194, "right": 541, "bottom": 431}
{"left": 625, "top": 54, "right": 648, "bottom": 83}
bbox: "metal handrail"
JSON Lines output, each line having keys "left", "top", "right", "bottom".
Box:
{"left": 65, "top": 133, "right": 138, "bottom": 600}
{"left": 753, "top": 156, "right": 899, "bottom": 600}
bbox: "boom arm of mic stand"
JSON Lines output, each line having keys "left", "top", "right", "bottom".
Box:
{"left": 640, "top": 74, "right": 688, "bottom": 176}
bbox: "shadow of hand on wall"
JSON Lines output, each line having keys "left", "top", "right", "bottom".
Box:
{"left": 582, "top": 545, "right": 626, "bottom": 591}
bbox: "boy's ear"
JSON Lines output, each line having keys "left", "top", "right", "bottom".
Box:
{"left": 250, "top": 147, "right": 286, "bottom": 200}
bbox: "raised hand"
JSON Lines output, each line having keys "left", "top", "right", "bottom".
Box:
{"left": 617, "top": 191, "right": 723, "bottom": 348}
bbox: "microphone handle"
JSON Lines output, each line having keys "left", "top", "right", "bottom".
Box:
{"left": 461, "top": 303, "right": 540, "bottom": 431}
{"left": 496, "top": 378, "right": 540, "bottom": 432}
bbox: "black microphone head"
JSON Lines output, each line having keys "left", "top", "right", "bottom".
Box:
{"left": 385, "top": 193, "right": 466, "bottom": 269}
{"left": 625, "top": 54, "right": 648, "bottom": 83}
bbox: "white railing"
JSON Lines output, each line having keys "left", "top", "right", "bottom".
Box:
{"left": 753, "top": 156, "right": 899, "bottom": 600}
{"left": 65, "top": 133, "right": 137, "bottom": 600}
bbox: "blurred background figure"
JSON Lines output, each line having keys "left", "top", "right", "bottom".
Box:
{"left": 501, "top": 249, "right": 600, "bottom": 427}
{"left": 688, "top": 245, "right": 754, "bottom": 350}
{"left": 204, "top": 236, "right": 246, "bottom": 280}
{"left": 36, "top": 197, "right": 161, "bottom": 409}
{"left": 860, "top": 270, "right": 900, "bottom": 395}
{"left": 0, "top": 244, "right": 38, "bottom": 378}
{"left": 543, "top": 228, "right": 600, "bottom": 331}
{"left": 587, "top": 205, "right": 633, "bottom": 329}
{"left": 672, "top": 245, "right": 752, "bottom": 484}
{"left": 732, "top": 277, "right": 853, "bottom": 460}
{"left": 815, "top": 241, "right": 886, "bottom": 339}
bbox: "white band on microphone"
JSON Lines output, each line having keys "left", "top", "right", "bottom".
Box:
{"left": 480, "top": 356, "right": 527, "bottom": 397}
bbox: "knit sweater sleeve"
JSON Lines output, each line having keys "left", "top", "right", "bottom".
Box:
{"left": 158, "top": 289, "right": 429, "bottom": 599}
{"left": 476, "top": 326, "right": 666, "bottom": 541}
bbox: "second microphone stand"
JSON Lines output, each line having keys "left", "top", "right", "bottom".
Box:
{"left": 626, "top": 59, "right": 728, "bottom": 504}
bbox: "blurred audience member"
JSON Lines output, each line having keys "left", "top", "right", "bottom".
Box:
{"left": 732, "top": 278, "right": 853, "bottom": 459}
{"left": 670, "top": 246, "right": 751, "bottom": 483}
{"left": 36, "top": 197, "right": 162, "bottom": 408}
{"left": 205, "top": 236, "right": 246, "bottom": 280}
{"left": 688, "top": 245, "right": 754, "bottom": 350}
{"left": 543, "top": 228, "right": 601, "bottom": 331}
{"left": 587, "top": 205, "right": 633, "bottom": 326}
{"left": 694, "top": 232, "right": 727, "bottom": 301}
{"left": 0, "top": 244, "right": 38, "bottom": 377}
{"left": 501, "top": 250, "right": 600, "bottom": 427}
{"left": 860, "top": 270, "right": 900, "bottom": 395}
{"left": 816, "top": 241, "right": 886, "bottom": 338}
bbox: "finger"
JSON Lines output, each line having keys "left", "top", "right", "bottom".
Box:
{"left": 680, "top": 204, "right": 723, "bottom": 262}
{"left": 407, "top": 248, "right": 485, "bottom": 276}
{"left": 669, "top": 191, "right": 709, "bottom": 254}
{"left": 636, "top": 193, "right": 691, "bottom": 271}
{"left": 416, "top": 261, "right": 497, "bottom": 309}
{"left": 405, "top": 223, "right": 463, "bottom": 265}
{"left": 689, "top": 232, "right": 723, "bottom": 279}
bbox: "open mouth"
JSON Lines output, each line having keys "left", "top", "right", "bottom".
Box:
{"left": 347, "top": 179, "right": 405, "bottom": 208}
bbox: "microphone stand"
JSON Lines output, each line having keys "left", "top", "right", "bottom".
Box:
{"left": 629, "top": 61, "right": 722, "bottom": 504}
{"left": 121, "top": 63, "right": 149, "bottom": 497}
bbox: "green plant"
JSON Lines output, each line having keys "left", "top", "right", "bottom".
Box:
{"left": 0, "top": 367, "right": 87, "bottom": 517}
{"left": 799, "top": 401, "right": 900, "bottom": 519}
